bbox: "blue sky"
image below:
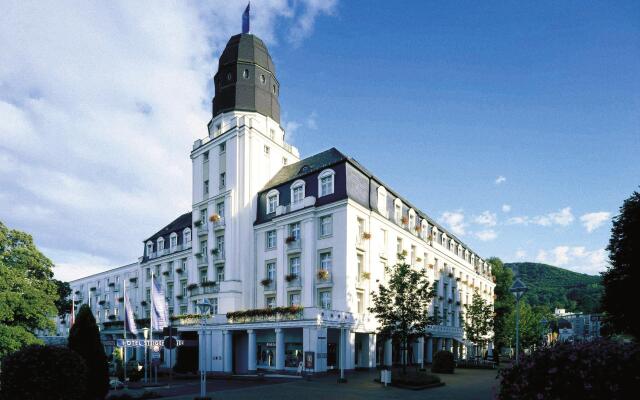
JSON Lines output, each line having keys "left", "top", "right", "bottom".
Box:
{"left": 1, "top": 1, "right": 638, "bottom": 280}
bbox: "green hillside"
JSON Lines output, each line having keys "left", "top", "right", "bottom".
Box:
{"left": 504, "top": 262, "right": 603, "bottom": 314}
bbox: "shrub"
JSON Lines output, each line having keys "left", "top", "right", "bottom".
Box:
{"left": 498, "top": 339, "right": 640, "bottom": 400}
{"left": 68, "top": 304, "right": 110, "bottom": 400}
{"left": 431, "top": 350, "right": 455, "bottom": 373}
{"left": 0, "top": 345, "right": 87, "bottom": 400}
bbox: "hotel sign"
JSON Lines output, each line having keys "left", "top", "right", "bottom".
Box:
{"left": 116, "top": 339, "right": 184, "bottom": 347}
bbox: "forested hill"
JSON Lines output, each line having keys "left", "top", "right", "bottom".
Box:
{"left": 504, "top": 262, "right": 603, "bottom": 314}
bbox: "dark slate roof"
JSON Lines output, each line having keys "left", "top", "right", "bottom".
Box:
{"left": 260, "top": 147, "right": 479, "bottom": 258}
{"left": 219, "top": 34, "right": 275, "bottom": 74}
{"left": 261, "top": 147, "right": 347, "bottom": 190}
{"left": 144, "top": 212, "right": 192, "bottom": 243}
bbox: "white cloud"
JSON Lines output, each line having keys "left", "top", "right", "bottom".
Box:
{"left": 515, "top": 249, "right": 527, "bottom": 259}
{"left": 506, "top": 207, "right": 574, "bottom": 227}
{"left": 0, "top": 1, "right": 337, "bottom": 281}
{"left": 580, "top": 211, "right": 611, "bottom": 233}
{"left": 440, "top": 210, "right": 467, "bottom": 236}
{"left": 473, "top": 211, "right": 497, "bottom": 227}
{"left": 535, "top": 246, "right": 608, "bottom": 274}
{"left": 475, "top": 229, "right": 497, "bottom": 241}
{"left": 501, "top": 204, "right": 511, "bottom": 213}
{"left": 495, "top": 176, "right": 506, "bottom": 185}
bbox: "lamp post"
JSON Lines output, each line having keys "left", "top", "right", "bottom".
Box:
{"left": 142, "top": 327, "right": 149, "bottom": 384}
{"left": 196, "top": 300, "right": 213, "bottom": 400}
{"left": 338, "top": 321, "right": 347, "bottom": 383}
{"left": 509, "top": 278, "right": 527, "bottom": 365}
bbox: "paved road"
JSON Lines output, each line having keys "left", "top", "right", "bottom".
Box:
{"left": 141, "top": 368, "right": 499, "bottom": 400}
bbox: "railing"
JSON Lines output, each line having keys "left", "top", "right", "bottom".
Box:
{"left": 211, "top": 250, "right": 225, "bottom": 263}
{"left": 197, "top": 222, "right": 208, "bottom": 235}
{"left": 197, "top": 254, "right": 208, "bottom": 266}
{"left": 427, "top": 324, "right": 464, "bottom": 338}
{"left": 286, "top": 276, "right": 302, "bottom": 288}
{"left": 189, "top": 285, "right": 220, "bottom": 296}
{"left": 286, "top": 239, "right": 302, "bottom": 251}
{"left": 261, "top": 280, "right": 276, "bottom": 292}
{"left": 212, "top": 217, "right": 225, "bottom": 230}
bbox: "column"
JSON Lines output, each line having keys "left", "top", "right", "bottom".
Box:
{"left": 275, "top": 328, "right": 285, "bottom": 371}
{"left": 445, "top": 338, "right": 453, "bottom": 353}
{"left": 416, "top": 336, "right": 424, "bottom": 367}
{"left": 383, "top": 338, "right": 392, "bottom": 367}
{"left": 346, "top": 330, "right": 355, "bottom": 370}
{"left": 247, "top": 330, "right": 257, "bottom": 373}
{"left": 367, "top": 333, "right": 376, "bottom": 369}
{"left": 223, "top": 330, "right": 233, "bottom": 373}
{"left": 436, "top": 337, "right": 443, "bottom": 353}
{"left": 205, "top": 330, "right": 213, "bottom": 371}
{"left": 426, "top": 337, "right": 433, "bottom": 364}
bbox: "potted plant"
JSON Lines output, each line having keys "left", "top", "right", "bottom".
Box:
{"left": 194, "top": 220, "right": 202, "bottom": 227}
{"left": 201, "top": 281, "right": 217, "bottom": 287}
{"left": 209, "top": 213, "right": 221, "bottom": 222}
{"left": 176, "top": 294, "right": 183, "bottom": 300}
{"left": 415, "top": 224, "right": 423, "bottom": 233}
{"left": 140, "top": 300, "right": 148, "bottom": 306}
{"left": 416, "top": 257, "right": 423, "bottom": 263}
{"left": 118, "top": 296, "right": 124, "bottom": 302}
{"left": 285, "top": 274, "right": 298, "bottom": 282}
{"left": 129, "top": 277, "right": 137, "bottom": 282}
{"left": 187, "top": 283, "right": 199, "bottom": 291}
{"left": 108, "top": 282, "right": 115, "bottom": 287}
{"left": 108, "top": 314, "right": 116, "bottom": 321}
{"left": 448, "top": 272, "right": 454, "bottom": 278}
{"left": 90, "top": 287, "right": 96, "bottom": 291}
{"left": 260, "top": 278, "right": 273, "bottom": 287}
{"left": 211, "top": 248, "right": 220, "bottom": 256}
{"left": 362, "top": 232, "right": 371, "bottom": 240}
{"left": 361, "top": 271, "right": 371, "bottom": 280}
{"left": 401, "top": 216, "right": 409, "bottom": 225}
{"left": 98, "top": 300, "right": 106, "bottom": 305}
{"left": 162, "top": 270, "right": 170, "bottom": 276}
{"left": 428, "top": 264, "right": 434, "bottom": 269}
{"left": 285, "top": 235, "right": 296, "bottom": 244}
{"left": 175, "top": 268, "right": 183, "bottom": 274}
{"left": 456, "top": 277, "right": 461, "bottom": 282}
{"left": 317, "top": 269, "right": 330, "bottom": 280}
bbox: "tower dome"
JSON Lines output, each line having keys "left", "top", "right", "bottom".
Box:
{"left": 212, "top": 33, "right": 280, "bottom": 123}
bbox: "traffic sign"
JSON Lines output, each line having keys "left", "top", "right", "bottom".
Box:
{"left": 164, "top": 336, "right": 178, "bottom": 350}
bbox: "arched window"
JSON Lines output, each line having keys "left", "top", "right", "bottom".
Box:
{"left": 146, "top": 241, "right": 153, "bottom": 256}
{"left": 266, "top": 189, "right": 279, "bottom": 214}
{"left": 318, "top": 169, "right": 335, "bottom": 197}
{"left": 377, "top": 186, "right": 387, "bottom": 215}
{"left": 420, "top": 220, "right": 428, "bottom": 239}
{"left": 408, "top": 209, "right": 416, "bottom": 232}
{"left": 157, "top": 237, "right": 165, "bottom": 251}
{"left": 394, "top": 199, "right": 403, "bottom": 224}
{"left": 169, "top": 233, "right": 178, "bottom": 250}
{"left": 291, "top": 180, "right": 306, "bottom": 205}
{"left": 183, "top": 228, "right": 191, "bottom": 245}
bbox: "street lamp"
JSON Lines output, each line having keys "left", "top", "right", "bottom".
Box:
{"left": 196, "top": 300, "right": 213, "bottom": 400}
{"left": 142, "top": 327, "right": 149, "bottom": 384}
{"left": 338, "top": 320, "right": 347, "bottom": 383}
{"left": 510, "top": 278, "right": 527, "bottom": 365}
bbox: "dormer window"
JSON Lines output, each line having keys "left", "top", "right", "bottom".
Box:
{"left": 408, "top": 209, "right": 416, "bottom": 232}
{"left": 157, "top": 237, "right": 165, "bottom": 251}
{"left": 169, "top": 233, "right": 177, "bottom": 250}
{"left": 377, "top": 186, "right": 387, "bottom": 214}
{"left": 291, "top": 180, "right": 305, "bottom": 205}
{"left": 146, "top": 241, "right": 153, "bottom": 256}
{"left": 267, "top": 189, "right": 279, "bottom": 214}
{"left": 394, "top": 199, "right": 402, "bottom": 224}
{"left": 183, "top": 228, "right": 191, "bottom": 245}
{"left": 318, "top": 169, "right": 335, "bottom": 197}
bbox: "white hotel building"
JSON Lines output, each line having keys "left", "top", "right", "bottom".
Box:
{"left": 56, "top": 32, "right": 495, "bottom": 374}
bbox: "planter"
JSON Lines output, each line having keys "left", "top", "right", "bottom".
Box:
{"left": 141, "top": 301, "right": 148, "bottom": 306}
{"left": 285, "top": 236, "right": 296, "bottom": 244}
{"left": 187, "top": 283, "right": 199, "bottom": 290}
{"left": 285, "top": 274, "right": 299, "bottom": 282}
{"left": 90, "top": 287, "right": 96, "bottom": 291}
{"left": 98, "top": 300, "right": 106, "bottom": 305}
{"left": 361, "top": 271, "right": 371, "bottom": 280}
{"left": 415, "top": 257, "right": 422, "bottom": 263}
{"left": 401, "top": 216, "right": 409, "bottom": 225}
{"left": 118, "top": 297, "right": 124, "bottom": 302}
{"left": 129, "top": 277, "right": 137, "bottom": 282}
{"left": 74, "top": 290, "right": 81, "bottom": 295}
{"left": 108, "top": 282, "right": 115, "bottom": 287}
{"left": 194, "top": 220, "right": 202, "bottom": 227}
{"left": 108, "top": 315, "right": 116, "bottom": 320}
{"left": 175, "top": 268, "right": 183, "bottom": 274}
{"left": 211, "top": 248, "right": 220, "bottom": 255}
{"left": 209, "top": 213, "right": 221, "bottom": 222}
{"left": 362, "top": 232, "right": 371, "bottom": 240}
{"left": 176, "top": 294, "right": 183, "bottom": 300}
{"left": 162, "top": 271, "right": 170, "bottom": 276}
{"left": 317, "top": 269, "right": 330, "bottom": 280}
{"left": 201, "top": 281, "right": 217, "bottom": 287}
{"left": 260, "top": 278, "right": 273, "bottom": 287}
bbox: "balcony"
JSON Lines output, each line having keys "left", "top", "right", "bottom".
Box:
{"left": 212, "top": 217, "right": 226, "bottom": 230}
{"left": 275, "top": 196, "right": 316, "bottom": 217}
{"left": 189, "top": 282, "right": 220, "bottom": 296}
{"left": 196, "top": 253, "right": 208, "bottom": 266}
{"left": 285, "top": 274, "right": 302, "bottom": 288}
{"left": 196, "top": 222, "right": 208, "bottom": 236}
{"left": 211, "top": 249, "right": 225, "bottom": 263}
{"left": 286, "top": 238, "right": 302, "bottom": 252}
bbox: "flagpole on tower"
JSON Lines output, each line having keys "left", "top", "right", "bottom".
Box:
{"left": 242, "top": 2, "right": 251, "bottom": 34}
{"left": 123, "top": 278, "right": 127, "bottom": 387}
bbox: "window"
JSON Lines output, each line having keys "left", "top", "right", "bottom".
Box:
{"left": 319, "top": 251, "right": 332, "bottom": 271}
{"left": 203, "top": 180, "right": 209, "bottom": 195}
{"left": 167, "top": 283, "right": 174, "bottom": 299}
{"left": 283, "top": 157, "right": 288, "bottom": 165}
{"left": 200, "top": 209, "right": 207, "bottom": 224}
{"left": 184, "top": 229, "right": 191, "bottom": 245}
{"left": 318, "top": 169, "right": 335, "bottom": 197}
{"left": 357, "top": 217, "right": 365, "bottom": 238}
{"left": 396, "top": 238, "right": 403, "bottom": 255}
{"left": 146, "top": 242, "right": 153, "bottom": 256}
{"left": 200, "top": 240, "right": 207, "bottom": 257}
{"left": 157, "top": 238, "right": 164, "bottom": 251}
{"left": 146, "top": 288, "right": 151, "bottom": 302}
{"left": 243, "top": 69, "right": 249, "bottom": 79}
{"left": 357, "top": 291, "right": 364, "bottom": 314}
{"left": 170, "top": 234, "right": 177, "bottom": 249}
{"left": 216, "top": 266, "right": 225, "bottom": 282}
{"left": 216, "top": 235, "right": 224, "bottom": 255}
{"left": 319, "top": 290, "right": 332, "bottom": 309}
{"left": 409, "top": 211, "right": 415, "bottom": 231}
{"left": 266, "top": 262, "right": 276, "bottom": 281}
{"left": 319, "top": 215, "right": 332, "bottom": 237}
{"left": 203, "top": 151, "right": 209, "bottom": 162}
{"left": 266, "top": 230, "right": 277, "bottom": 249}
{"left": 146, "top": 268, "right": 151, "bottom": 280}
{"left": 357, "top": 253, "right": 364, "bottom": 282}
{"left": 266, "top": 190, "right": 279, "bottom": 214}
{"left": 155, "top": 265, "right": 161, "bottom": 277}
{"left": 395, "top": 202, "right": 402, "bottom": 224}
{"left": 182, "top": 259, "right": 188, "bottom": 271}
{"left": 219, "top": 142, "right": 226, "bottom": 154}
{"left": 260, "top": 74, "right": 265, "bottom": 84}
{"left": 289, "top": 222, "right": 301, "bottom": 241}
{"left": 199, "top": 268, "right": 208, "bottom": 283}
{"left": 181, "top": 280, "right": 187, "bottom": 297}
{"left": 266, "top": 296, "right": 276, "bottom": 308}
{"left": 210, "top": 298, "right": 218, "bottom": 314}
{"left": 264, "top": 145, "right": 270, "bottom": 155}
{"left": 216, "top": 201, "right": 225, "bottom": 219}
{"left": 377, "top": 186, "right": 387, "bottom": 214}
{"left": 289, "top": 256, "right": 301, "bottom": 276}
{"left": 269, "top": 129, "right": 275, "bottom": 140}
{"left": 219, "top": 172, "right": 226, "bottom": 189}
{"left": 289, "top": 292, "right": 301, "bottom": 306}
{"left": 291, "top": 180, "right": 305, "bottom": 204}
{"left": 411, "top": 245, "right": 416, "bottom": 264}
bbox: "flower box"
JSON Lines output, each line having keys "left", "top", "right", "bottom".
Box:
{"left": 415, "top": 225, "right": 423, "bottom": 233}
{"left": 260, "top": 278, "right": 273, "bottom": 287}
{"left": 415, "top": 257, "right": 423, "bottom": 263}
{"left": 187, "top": 283, "right": 199, "bottom": 290}
{"left": 317, "top": 269, "right": 330, "bottom": 280}
{"left": 361, "top": 271, "right": 371, "bottom": 280}
{"left": 285, "top": 235, "right": 297, "bottom": 244}
{"left": 162, "top": 271, "right": 170, "bottom": 276}
{"left": 285, "top": 274, "right": 299, "bottom": 282}
{"left": 176, "top": 294, "right": 184, "bottom": 300}
{"left": 118, "top": 296, "right": 124, "bottom": 302}
{"left": 428, "top": 264, "right": 434, "bottom": 269}
{"left": 108, "top": 282, "right": 115, "bottom": 287}
{"left": 209, "top": 213, "right": 221, "bottom": 222}
{"left": 211, "top": 248, "right": 220, "bottom": 255}
{"left": 98, "top": 300, "right": 106, "bottom": 305}
{"left": 74, "top": 290, "right": 81, "bottom": 295}
{"left": 456, "top": 301, "right": 461, "bottom": 306}
{"left": 448, "top": 273, "right": 454, "bottom": 278}
{"left": 201, "top": 281, "right": 217, "bottom": 287}
{"left": 175, "top": 268, "right": 183, "bottom": 274}
{"left": 194, "top": 220, "right": 202, "bottom": 227}
{"left": 456, "top": 277, "right": 461, "bottom": 282}
{"left": 141, "top": 300, "right": 148, "bottom": 306}
{"left": 90, "top": 287, "right": 96, "bottom": 291}
{"left": 362, "top": 232, "right": 371, "bottom": 240}
{"left": 129, "top": 277, "right": 137, "bottom": 282}
{"left": 448, "top": 298, "right": 453, "bottom": 304}
{"left": 108, "top": 315, "right": 116, "bottom": 320}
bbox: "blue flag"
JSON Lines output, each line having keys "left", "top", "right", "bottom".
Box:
{"left": 151, "top": 277, "right": 169, "bottom": 330}
{"left": 125, "top": 294, "right": 138, "bottom": 335}
{"left": 242, "top": 2, "right": 250, "bottom": 33}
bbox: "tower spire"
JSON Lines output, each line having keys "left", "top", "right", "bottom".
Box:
{"left": 242, "top": 2, "right": 250, "bottom": 34}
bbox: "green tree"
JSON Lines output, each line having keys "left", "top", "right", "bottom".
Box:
{"left": 68, "top": 304, "right": 109, "bottom": 400}
{"left": 369, "top": 256, "right": 437, "bottom": 374}
{"left": 505, "top": 302, "right": 550, "bottom": 350}
{"left": 54, "top": 279, "right": 72, "bottom": 318}
{"left": 602, "top": 189, "right": 639, "bottom": 339}
{"left": 464, "top": 289, "right": 494, "bottom": 357}
{"left": 0, "top": 221, "right": 58, "bottom": 358}
{"left": 488, "top": 257, "right": 515, "bottom": 355}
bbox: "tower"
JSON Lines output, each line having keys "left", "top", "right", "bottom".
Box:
{"left": 190, "top": 33, "right": 299, "bottom": 314}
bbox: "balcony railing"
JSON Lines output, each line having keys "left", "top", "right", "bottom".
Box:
{"left": 286, "top": 275, "right": 302, "bottom": 288}
{"left": 286, "top": 238, "right": 302, "bottom": 251}
{"left": 197, "top": 222, "right": 208, "bottom": 236}
{"left": 212, "top": 217, "right": 225, "bottom": 230}
{"left": 211, "top": 250, "right": 225, "bottom": 263}
{"left": 196, "top": 253, "right": 208, "bottom": 266}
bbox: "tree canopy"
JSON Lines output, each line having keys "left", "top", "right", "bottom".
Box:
{"left": 0, "top": 221, "right": 58, "bottom": 358}
{"left": 488, "top": 257, "right": 515, "bottom": 352}
{"left": 464, "top": 289, "right": 494, "bottom": 347}
{"left": 602, "top": 189, "right": 640, "bottom": 339}
{"left": 368, "top": 256, "right": 437, "bottom": 373}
